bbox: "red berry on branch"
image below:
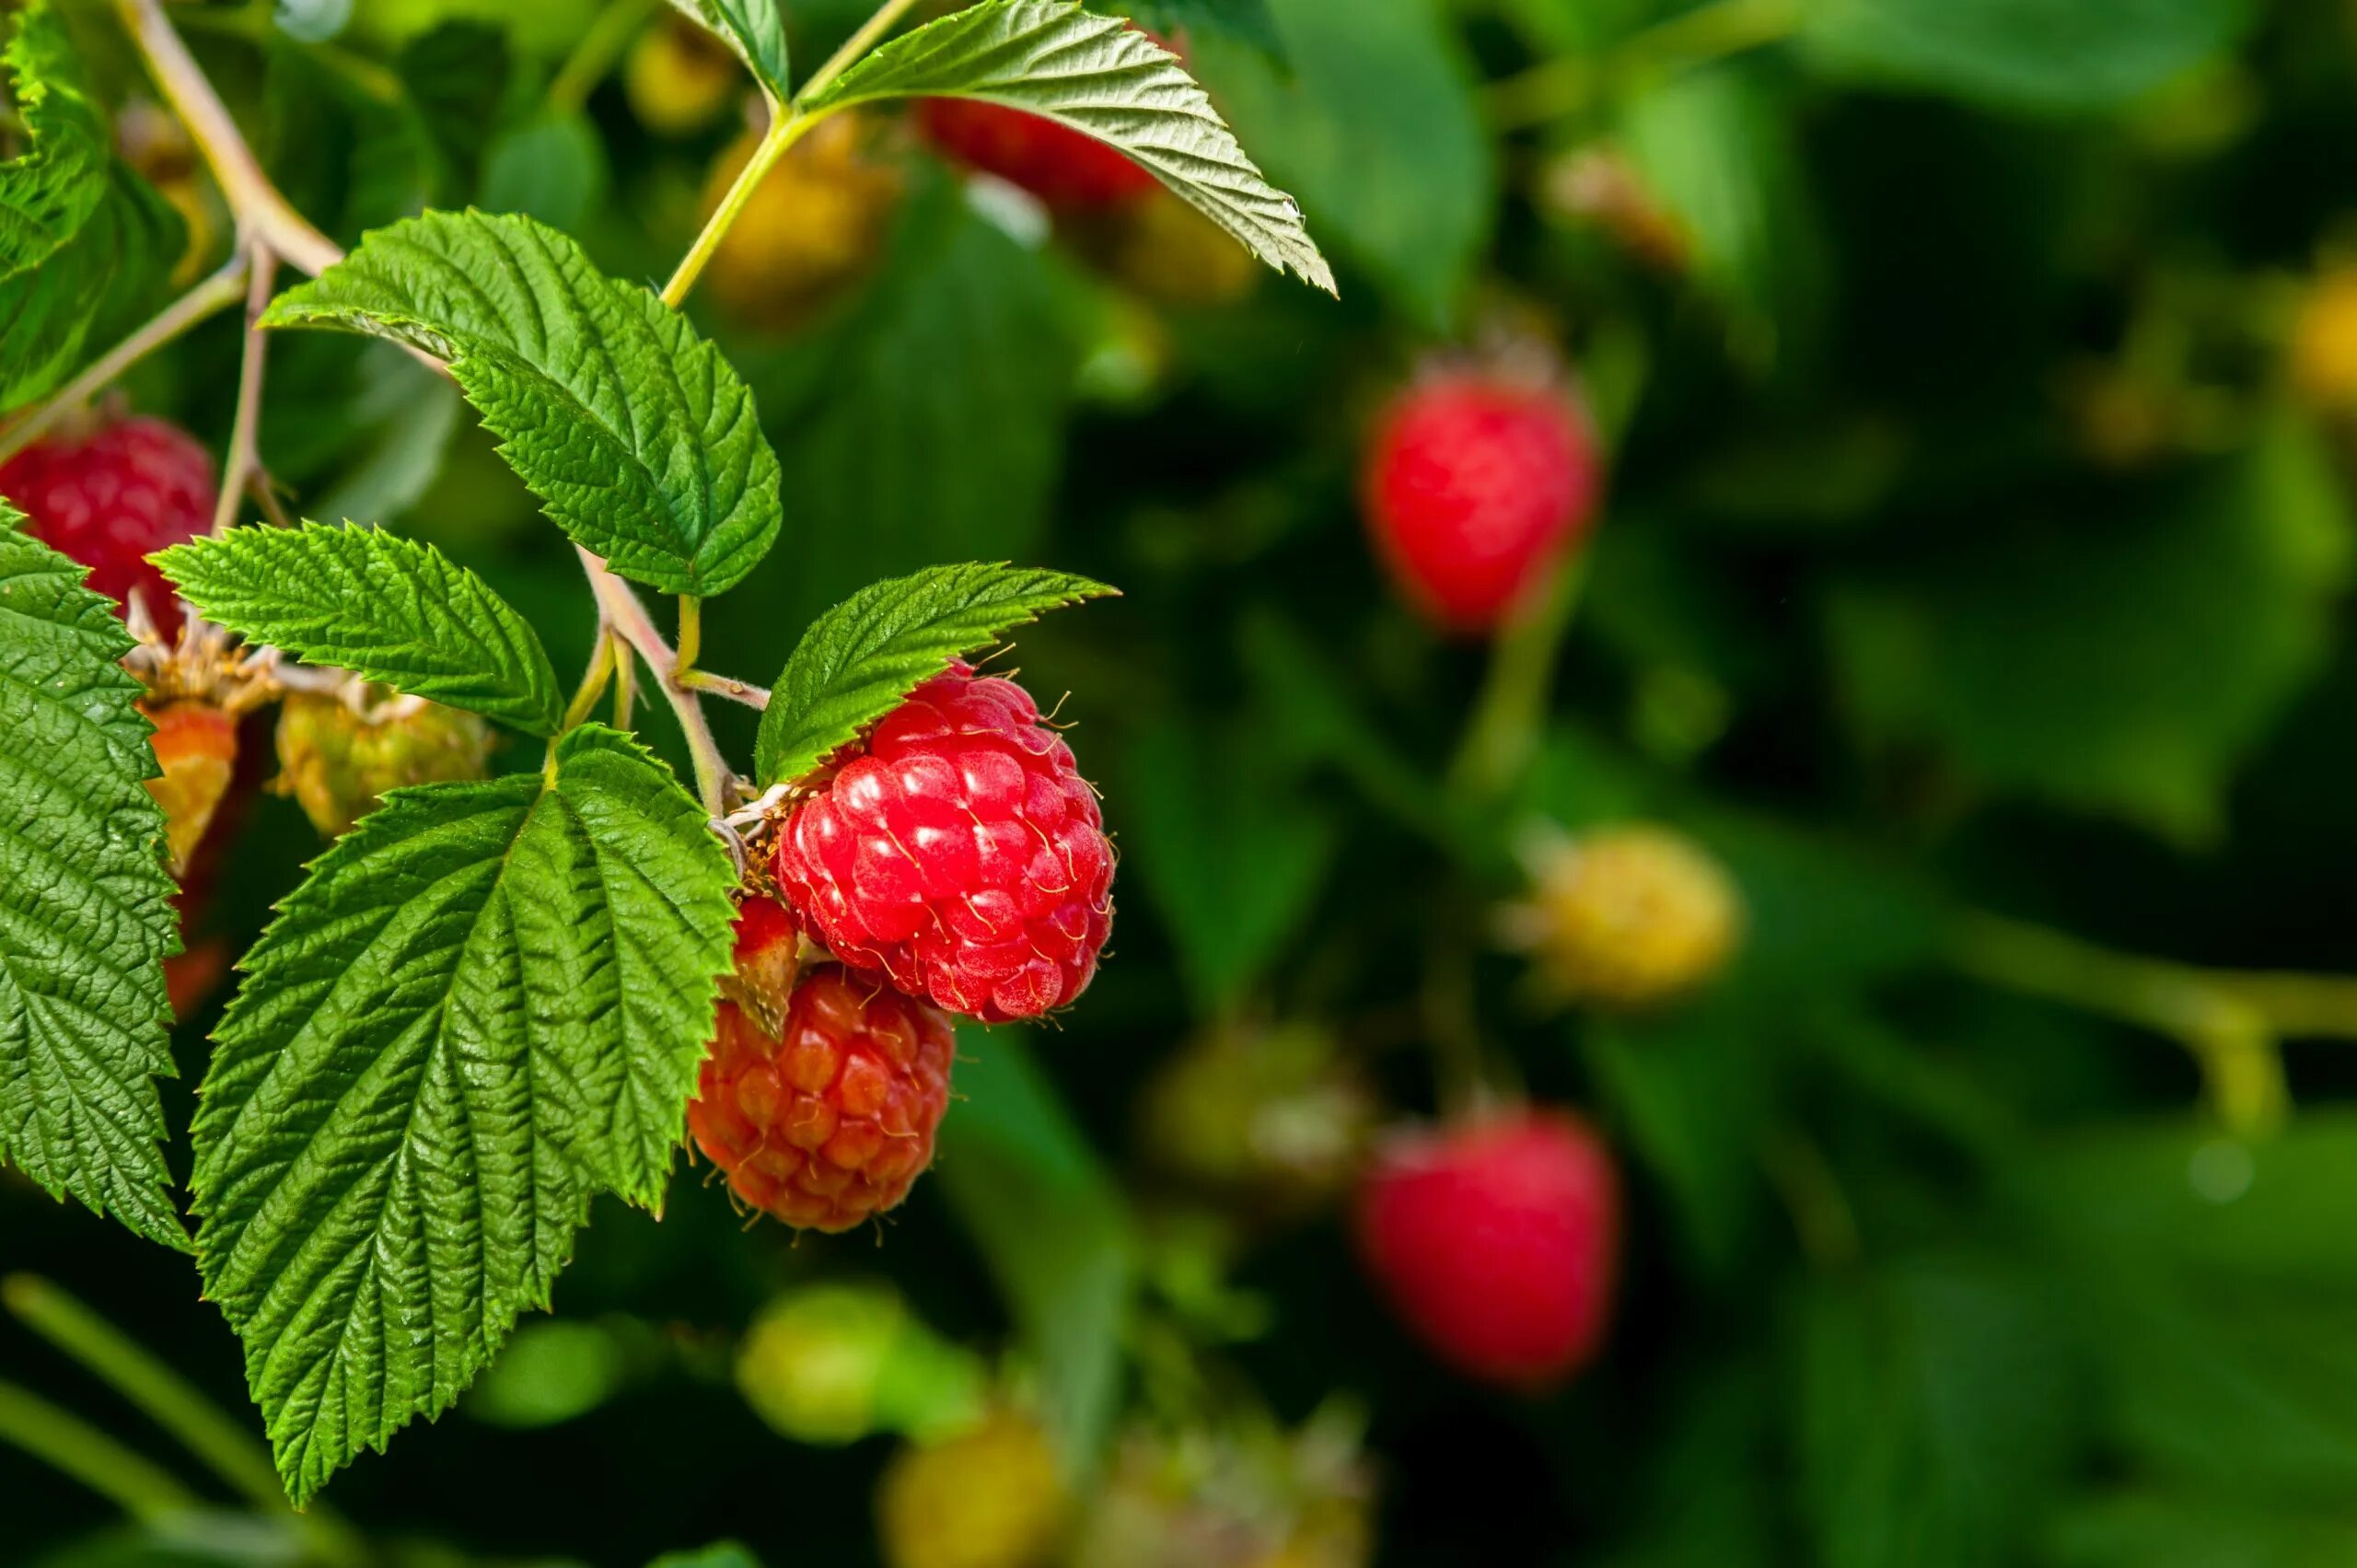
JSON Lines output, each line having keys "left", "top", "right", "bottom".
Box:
{"left": 772, "top": 665, "right": 1113, "bottom": 1023}
{"left": 916, "top": 98, "right": 1159, "bottom": 209}
{"left": 689, "top": 950, "right": 956, "bottom": 1235}
{"left": 0, "top": 415, "right": 216, "bottom": 638}
{"left": 1355, "top": 1109, "right": 1620, "bottom": 1388}
{"left": 1361, "top": 371, "right": 1601, "bottom": 634}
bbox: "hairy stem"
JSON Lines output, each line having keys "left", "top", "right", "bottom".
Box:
{"left": 678, "top": 667, "right": 771, "bottom": 708}
{"left": 0, "top": 1377, "right": 203, "bottom": 1523}
{"left": 578, "top": 548, "right": 737, "bottom": 814}
{"left": 0, "top": 251, "right": 250, "bottom": 464}
{"left": 211, "top": 242, "right": 279, "bottom": 535}
{"left": 111, "top": 0, "right": 343, "bottom": 276}
{"left": 1, "top": 1276, "right": 363, "bottom": 1562}
{"left": 676, "top": 594, "right": 702, "bottom": 674}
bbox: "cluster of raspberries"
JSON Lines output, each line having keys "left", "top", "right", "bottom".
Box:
{"left": 691, "top": 663, "right": 1115, "bottom": 1233}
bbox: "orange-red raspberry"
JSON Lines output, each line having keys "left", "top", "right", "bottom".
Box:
{"left": 772, "top": 665, "right": 1113, "bottom": 1023}
{"left": 1361, "top": 371, "right": 1601, "bottom": 634}
{"left": 0, "top": 415, "right": 216, "bottom": 637}
{"left": 916, "top": 98, "right": 1159, "bottom": 209}
{"left": 690, "top": 962, "right": 956, "bottom": 1234}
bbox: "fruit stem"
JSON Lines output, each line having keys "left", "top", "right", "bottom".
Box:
{"left": 1447, "top": 552, "right": 1588, "bottom": 805}
{"left": 111, "top": 0, "right": 343, "bottom": 278}
{"left": 678, "top": 667, "right": 772, "bottom": 708}
{"left": 0, "top": 1376, "right": 203, "bottom": 1524}
{"left": 676, "top": 593, "right": 702, "bottom": 674}
{"left": 0, "top": 250, "right": 250, "bottom": 466}
{"left": 211, "top": 240, "right": 281, "bottom": 536}
{"left": 1949, "top": 911, "right": 2295, "bottom": 1134}
{"left": 561, "top": 626, "right": 621, "bottom": 734}
{"left": 660, "top": 108, "right": 823, "bottom": 309}
{"left": 798, "top": 0, "right": 923, "bottom": 106}
{"left": 548, "top": 0, "right": 664, "bottom": 115}
{"left": 579, "top": 546, "right": 740, "bottom": 815}
{"left": 1, "top": 1275, "right": 365, "bottom": 1563}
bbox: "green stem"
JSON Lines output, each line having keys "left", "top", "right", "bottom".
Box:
{"left": 580, "top": 549, "right": 737, "bottom": 814}
{"left": 660, "top": 110, "right": 820, "bottom": 309}
{"left": 675, "top": 594, "right": 702, "bottom": 676}
{"left": 549, "top": 0, "right": 664, "bottom": 115}
{"left": 1, "top": 1277, "right": 362, "bottom": 1560}
{"left": 0, "top": 250, "right": 251, "bottom": 465}
{"left": 677, "top": 666, "right": 771, "bottom": 708}
{"left": 1487, "top": 0, "right": 1803, "bottom": 130}
{"left": 796, "top": 0, "right": 924, "bottom": 106}
{"left": 1446, "top": 553, "right": 1587, "bottom": 804}
{"left": 211, "top": 242, "right": 279, "bottom": 536}
{"left": 561, "top": 628, "right": 620, "bottom": 734}
{"left": 0, "top": 1377, "right": 203, "bottom": 1523}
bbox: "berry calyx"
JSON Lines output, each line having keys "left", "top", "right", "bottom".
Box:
{"left": 1355, "top": 1109, "right": 1620, "bottom": 1388}
{"left": 0, "top": 414, "right": 216, "bottom": 637}
{"left": 1500, "top": 823, "right": 1742, "bottom": 1010}
{"left": 142, "top": 699, "right": 238, "bottom": 876}
{"left": 1360, "top": 369, "right": 1601, "bottom": 634}
{"left": 772, "top": 664, "right": 1113, "bottom": 1023}
{"left": 688, "top": 907, "right": 956, "bottom": 1233}
{"left": 273, "top": 690, "right": 494, "bottom": 842}
{"left": 916, "top": 98, "right": 1158, "bottom": 209}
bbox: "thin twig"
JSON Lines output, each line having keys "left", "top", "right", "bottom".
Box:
{"left": 797, "top": 0, "right": 923, "bottom": 106}
{"left": 577, "top": 547, "right": 739, "bottom": 814}
{"left": 678, "top": 667, "right": 770, "bottom": 708}
{"left": 0, "top": 251, "right": 250, "bottom": 464}
{"left": 111, "top": 0, "right": 343, "bottom": 277}
{"left": 211, "top": 241, "right": 279, "bottom": 535}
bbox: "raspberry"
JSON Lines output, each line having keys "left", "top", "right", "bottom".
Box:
{"left": 702, "top": 113, "right": 904, "bottom": 333}
{"left": 772, "top": 665, "right": 1113, "bottom": 1023}
{"left": 917, "top": 98, "right": 1159, "bottom": 209}
{"left": 143, "top": 699, "right": 238, "bottom": 876}
{"left": 1500, "top": 824, "right": 1742, "bottom": 1009}
{"left": 273, "top": 690, "right": 494, "bottom": 841}
{"left": 1355, "top": 1109, "right": 1620, "bottom": 1388}
{"left": 688, "top": 907, "right": 956, "bottom": 1232}
{"left": 0, "top": 415, "right": 215, "bottom": 638}
{"left": 877, "top": 1411, "right": 1068, "bottom": 1568}
{"left": 1360, "top": 370, "right": 1601, "bottom": 633}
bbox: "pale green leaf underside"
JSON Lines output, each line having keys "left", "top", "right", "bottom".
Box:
{"left": 156, "top": 523, "right": 567, "bottom": 737}
{"left": 191, "top": 727, "right": 736, "bottom": 1503}
{"left": 755, "top": 561, "right": 1115, "bottom": 787}
{"left": 0, "top": 1, "right": 110, "bottom": 274}
{"left": 0, "top": 511, "right": 184, "bottom": 1250}
{"left": 803, "top": 0, "right": 1334, "bottom": 294}
{"left": 261, "top": 210, "right": 784, "bottom": 596}
{"left": 668, "top": 0, "right": 790, "bottom": 100}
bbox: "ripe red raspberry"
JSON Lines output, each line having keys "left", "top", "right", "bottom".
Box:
{"left": 1361, "top": 371, "right": 1601, "bottom": 634}
{"left": 689, "top": 908, "right": 956, "bottom": 1232}
{"left": 0, "top": 415, "right": 216, "bottom": 638}
{"left": 772, "top": 665, "right": 1113, "bottom": 1023}
{"left": 1355, "top": 1109, "right": 1620, "bottom": 1388}
{"left": 916, "top": 98, "right": 1159, "bottom": 209}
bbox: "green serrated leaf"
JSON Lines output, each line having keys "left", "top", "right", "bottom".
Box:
{"left": 0, "top": 1, "right": 110, "bottom": 275}
{"left": 802, "top": 0, "right": 1333, "bottom": 294}
{"left": 0, "top": 510, "right": 185, "bottom": 1251}
{"left": 190, "top": 726, "right": 735, "bottom": 1502}
{"left": 155, "top": 523, "right": 567, "bottom": 737}
{"left": 754, "top": 562, "right": 1116, "bottom": 787}
{"left": 668, "top": 0, "right": 789, "bottom": 100}
{"left": 261, "top": 209, "right": 784, "bottom": 596}
{"left": 0, "top": 163, "right": 184, "bottom": 415}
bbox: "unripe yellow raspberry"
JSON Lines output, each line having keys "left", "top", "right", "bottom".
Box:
{"left": 2293, "top": 266, "right": 2357, "bottom": 412}
{"left": 1069, "top": 192, "right": 1261, "bottom": 308}
{"left": 701, "top": 115, "right": 904, "bottom": 334}
{"left": 1502, "top": 824, "right": 1742, "bottom": 1008}
{"left": 624, "top": 14, "right": 741, "bottom": 139}
{"left": 274, "top": 690, "right": 493, "bottom": 841}
{"left": 878, "top": 1412, "right": 1067, "bottom": 1568}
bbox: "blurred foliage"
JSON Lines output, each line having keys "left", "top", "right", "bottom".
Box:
{"left": 17, "top": 0, "right": 2357, "bottom": 1563}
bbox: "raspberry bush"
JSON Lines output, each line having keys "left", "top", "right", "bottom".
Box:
{"left": 6, "top": 0, "right": 2357, "bottom": 1564}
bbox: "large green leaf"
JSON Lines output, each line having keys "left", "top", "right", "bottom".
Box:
{"left": 0, "top": 165, "right": 183, "bottom": 415}
{"left": 156, "top": 523, "right": 567, "bottom": 738}
{"left": 1190, "top": 0, "right": 1491, "bottom": 327}
{"left": 0, "top": 1, "right": 110, "bottom": 273}
{"left": 753, "top": 563, "right": 1114, "bottom": 788}
{"left": 1825, "top": 420, "right": 2351, "bottom": 842}
{"left": 668, "top": 0, "right": 789, "bottom": 100}
{"left": 0, "top": 515, "right": 184, "bottom": 1250}
{"left": 801, "top": 0, "right": 1332, "bottom": 293}
{"left": 1798, "top": 0, "right": 2252, "bottom": 113}
{"left": 261, "top": 210, "right": 784, "bottom": 596}
{"left": 190, "top": 727, "right": 736, "bottom": 1502}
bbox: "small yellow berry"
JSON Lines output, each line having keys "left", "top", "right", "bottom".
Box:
{"left": 878, "top": 1412, "right": 1067, "bottom": 1568}
{"left": 624, "top": 15, "right": 742, "bottom": 140}
{"left": 2293, "top": 267, "right": 2357, "bottom": 412}
{"left": 274, "top": 691, "right": 493, "bottom": 842}
{"left": 1503, "top": 824, "right": 1742, "bottom": 1008}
